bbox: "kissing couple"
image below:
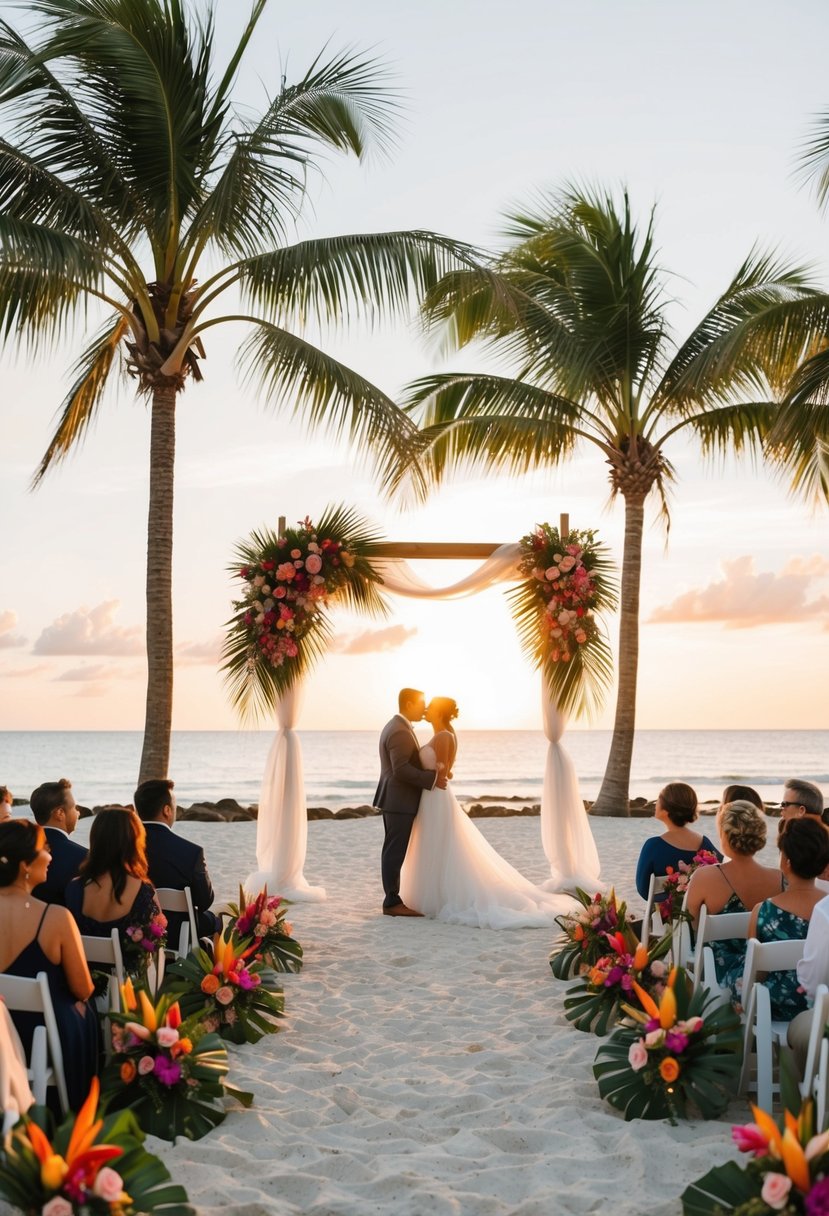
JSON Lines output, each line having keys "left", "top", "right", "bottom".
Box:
{"left": 374, "top": 688, "right": 573, "bottom": 930}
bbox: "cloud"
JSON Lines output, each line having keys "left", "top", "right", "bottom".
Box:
{"left": 332, "top": 625, "right": 419, "bottom": 655}
{"left": 0, "top": 663, "right": 52, "bottom": 679}
{"left": 649, "top": 555, "right": 829, "bottom": 628}
{"left": 0, "top": 610, "right": 25, "bottom": 650}
{"left": 54, "top": 664, "right": 121, "bottom": 683}
{"left": 33, "top": 601, "right": 143, "bottom": 656}
{"left": 175, "top": 635, "right": 223, "bottom": 666}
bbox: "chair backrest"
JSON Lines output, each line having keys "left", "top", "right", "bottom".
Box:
{"left": 640, "top": 873, "right": 669, "bottom": 946}
{"left": 154, "top": 886, "right": 198, "bottom": 956}
{"left": 741, "top": 936, "right": 806, "bottom": 1018}
{"left": 697, "top": 906, "right": 751, "bottom": 947}
{"left": 81, "top": 928, "right": 125, "bottom": 987}
{"left": 0, "top": 972, "right": 69, "bottom": 1114}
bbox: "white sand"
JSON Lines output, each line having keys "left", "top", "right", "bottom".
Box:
{"left": 128, "top": 813, "right": 769, "bottom": 1216}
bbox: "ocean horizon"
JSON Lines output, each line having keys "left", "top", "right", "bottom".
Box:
{"left": 1, "top": 728, "right": 826, "bottom": 811}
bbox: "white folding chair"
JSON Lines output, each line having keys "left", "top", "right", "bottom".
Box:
{"left": 692, "top": 906, "right": 751, "bottom": 998}
{"left": 154, "top": 887, "right": 198, "bottom": 958}
{"left": 0, "top": 972, "right": 69, "bottom": 1115}
{"left": 671, "top": 888, "right": 694, "bottom": 969}
{"left": 81, "top": 930, "right": 125, "bottom": 1056}
{"left": 738, "top": 937, "right": 806, "bottom": 1114}
{"left": 799, "top": 984, "right": 829, "bottom": 1129}
{"left": 640, "top": 873, "right": 668, "bottom": 947}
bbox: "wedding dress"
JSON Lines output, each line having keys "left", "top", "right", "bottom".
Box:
{"left": 399, "top": 741, "right": 575, "bottom": 929}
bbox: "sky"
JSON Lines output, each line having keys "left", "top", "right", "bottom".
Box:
{"left": 2, "top": 0, "right": 829, "bottom": 734}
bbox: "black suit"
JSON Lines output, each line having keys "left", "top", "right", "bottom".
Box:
{"left": 374, "top": 715, "right": 436, "bottom": 909}
{"left": 142, "top": 821, "right": 221, "bottom": 940}
{"left": 32, "top": 827, "right": 87, "bottom": 906}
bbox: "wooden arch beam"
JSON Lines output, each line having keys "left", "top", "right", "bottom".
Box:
{"left": 276, "top": 515, "right": 570, "bottom": 559}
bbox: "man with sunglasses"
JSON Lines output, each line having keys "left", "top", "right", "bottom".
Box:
{"left": 778, "top": 778, "right": 827, "bottom": 824}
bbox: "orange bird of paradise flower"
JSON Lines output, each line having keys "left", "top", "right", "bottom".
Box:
{"left": 24, "top": 1078, "right": 124, "bottom": 1192}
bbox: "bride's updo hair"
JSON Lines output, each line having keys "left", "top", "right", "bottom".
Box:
{"left": 658, "top": 782, "right": 698, "bottom": 826}
{"left": 431, "top": 697, "right": 459, "bottom": 725}
{"left": 0, "top": 820, "right": 43, "bottom": 888}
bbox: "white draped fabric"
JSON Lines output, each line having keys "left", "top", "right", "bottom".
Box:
{"left": 0, "top": 1002, "right": 33, "bottom": 1133}
{"left": 245, "top": 684, "right": 326, "bottom": 902}
{"left": 375, "top": 544, "right": 523, "bottom": 598}
{"left": 538, "top": 688, "right": 603, "bottom": 893}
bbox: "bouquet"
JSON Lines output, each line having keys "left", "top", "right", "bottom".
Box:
{"left": 225, "top": 886, "right": 303, "bottom": 973}
{"left": 101, "top": 980, "right": 245, "bottom": 1141}
{"left": 660, "top": 849, "right": 720, "bottom": 922}
{"left": 550, "top": 887, "right": 632, "bottom": 980}
{"left": 163, "top": 937, "right": 285, "bottom": 1045}
{"left": 682, "top": 1099, "right": 829, "bottom": 1214}
{"left": 122, "top": 908, "right": 168, "bottom": 983}
{"left": 562, "top": 931, "right": 673, "bottom": 1036}
{"left": 222, "top": 506, "right": 387, "bottom": 720}
{"left": 593, "top": 967, "right": 742, "bottom": 1123}
{"left": 508, "top": 525, "right": 617, "bottom": 717}
{"left": 0, "top": 1077, "right": 192, "bottom": 1214}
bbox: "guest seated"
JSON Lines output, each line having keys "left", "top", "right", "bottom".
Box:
{"left": 743, "top": 817, "right": 829, "bottom": 1019}
{"left": 634, "top": 782, "right": 721, "bottom": 901}
{"left": 30, "top": 778, "right": 87, "bottom": 906}
{"left": 0, "top": 820, "right": 99, "bottom": 1111}
{"left": 133, "top": 778, "right": 221, "bottom": 942}
{"left": 776, "top": 778, "right": 829, "bottom": 888}
{"left": 65, "top": 807, "right": 162, "bottom": 958}
{"left": 686, "top": 797, "right": 783, "bottom": 993}
{"left": 0, "top": 786, "right": 12, "bottom": 823}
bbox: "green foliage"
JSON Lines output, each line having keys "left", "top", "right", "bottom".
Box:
{"left": 549, "top": 887, "right": 630, "bottom": 980}
{"left": 563, "top": 931, "right": 673, "bottom": 1036}
{"left": 163, "top": 945, "right": 285, "bottom": 1046}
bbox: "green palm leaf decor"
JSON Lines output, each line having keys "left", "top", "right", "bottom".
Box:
{"left": 222, "top": 504, "right": 388, "bottom": 721}
{"left": 507, "top": 525, "right": 617, "bottom": 718}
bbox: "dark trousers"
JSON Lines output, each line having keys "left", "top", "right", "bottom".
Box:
{"left": 381, "top": 812, "right": 415, "bottom": 908}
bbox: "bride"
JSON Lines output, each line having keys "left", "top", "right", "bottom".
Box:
{"left": 400, "top": 697, "right": 575, "bottom": 929}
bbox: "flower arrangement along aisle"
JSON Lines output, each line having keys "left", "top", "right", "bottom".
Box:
{"left": 222, "top": 505, "right": 387, "bottom": 720}
{"left": 122, "top": 906, "right": 168, "bottom": 986}
{"left": 592, "top": 967, "right": 742, "bottom": 1123}
{"left": 550, "top": 887, "right": 633, "bottom": 980}
{"left": 508, "top": 525, "right": 617, "bottom": 717}
{"left": 681, "top": 1099, "right": 829, "bottom": 1215}
{"left": 562, "top": 932, "right": 673, "bottom": 1036}
{"left": 102, "top": 981, "right": 248, "bottom": 1141}
{"left": 0, "top": 1077, "right": 193, "bottom": 1215}
{"left": 164, "top": 936, "right": 285, "bottom": 1045}
{"left": 660, "top": 849, "right": 720, "bottom": 923}
{"left": 225, "top": 886, "right": 303, "bottom": 973}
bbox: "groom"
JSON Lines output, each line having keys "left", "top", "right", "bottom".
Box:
{"left": 375, "top": 687, "right": 446, "bottom": 917}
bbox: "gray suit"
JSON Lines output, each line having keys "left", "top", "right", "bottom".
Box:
{"left": 375, "top": 715, "right": 436, "bottom": 908}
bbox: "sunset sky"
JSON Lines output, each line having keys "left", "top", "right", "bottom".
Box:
{"left": 3, "top": 0, "right": 829, "bottom": 734}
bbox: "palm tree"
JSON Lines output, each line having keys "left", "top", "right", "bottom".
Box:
{"left": 389, "top": 186, "right": 828, "bottom": 814}
{"left": 0, "top": 0, "right": 472, "bottom": 782}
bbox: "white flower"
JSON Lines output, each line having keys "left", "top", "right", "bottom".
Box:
{"left": 253, "top": 575, "right": 265, "bottom": 587}
{"left": 261, "top": 584, "right": 272, "bottom": 595}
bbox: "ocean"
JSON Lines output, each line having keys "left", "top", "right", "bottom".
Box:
{"left": 0, "top": 729, "right": 826, "bottom": 811}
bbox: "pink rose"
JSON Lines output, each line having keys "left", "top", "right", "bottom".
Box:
{"left": 290, "top": 549, "right": 301, "bottom": 559}
{"left": 305, "top": 554, "right": 323, "bottom": 574}
{"left": 156, "top": 1027, "right": 180, "bottom": 1048}
{"left": 42, "top": 1199, "right": 73, "bottom": 1216}
{"left": 628, "top": 1040, "right": 648, "bottom": 1071}
{"left": 124, "top": 1021, "right": 152, "bottom": 1041}
{"left": 649, "top": 960, "right": 666, "bottom": 978}
{"left": 559, "top": 555, "right": 576, "bottom": 571}
{"left": 574, "top": 630, "right": 587, "bottom": 644}
{"left": 215, "top": 986, "right": 235, "bottom": 1006}
{"left": 760, "top": 1173, "right": 792, "bottom": 1209}
{"left": 138, "top": 1055, "right": 155, "bottom": 1075}
{"left": 93, "top": 1167, "right": 125, "bottom": 1202}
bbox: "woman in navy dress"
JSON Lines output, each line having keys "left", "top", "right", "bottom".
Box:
{"left": 65, "top": 807, "right": 163, "bottom": 975}
{"left": 635, "top": 782, "right": 722, "bottom": 902}
{"left": 0, "top": 819, "right": 99, "bottom": 1111}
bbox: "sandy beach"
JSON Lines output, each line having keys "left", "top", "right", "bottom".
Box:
{"left": 60, "top": 811, "right": 776, "bottom": 1216}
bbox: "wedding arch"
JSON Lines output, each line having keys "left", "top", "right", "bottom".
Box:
{"left": 225, "top": 509, "right": 615, "bottom": 902}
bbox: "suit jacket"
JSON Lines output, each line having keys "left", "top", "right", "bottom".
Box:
{"left": 143, "top": 821, "right": 220, "bottom": 939}
{"left": 32, "top": 827, "right": 87, "bottom": 906}
{"left": 373, "top": 715, "right": 436, "bottom": 816}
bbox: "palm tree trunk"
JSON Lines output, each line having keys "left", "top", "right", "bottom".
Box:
{"left": 138, "top": 384, "right": 176, "bottom": 784}
{"left": 590, "top": 492, "right": 645, "bottom": 816}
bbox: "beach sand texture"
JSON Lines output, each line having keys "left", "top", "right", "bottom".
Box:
{"left": 117, "top": 813, "right": 767, "bottom": 1216}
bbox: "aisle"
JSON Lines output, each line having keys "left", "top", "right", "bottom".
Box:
{"left": 159, "top": 817, "right": 744, "bottom": 1216}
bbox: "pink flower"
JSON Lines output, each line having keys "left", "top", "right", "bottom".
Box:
{"left": 138, "top": 1054, "right": 155, "bottom": 1075}
{"left": 305, "top": 554, "right": 323, "bottom": 574}
{"left": 42, "top": 1199, "right": 73, "bottom": 1216}
{"left": 215, "top": 985, "right": 235, "bottom": 1006}
{"left": 559, "top": 555, "right": 576, "bottom": 571}
{"left": 732, "top": 1123, "right": 773, "bottom": 1157}
{"left": 92, "top": 1167, "right": 125, "bottom": 1202}
{"left": 153, "top": 1054, "right": 182, "bottom": 1087}
{"left": 276, "top": 562, "right": 295, "bottom": 581}
{"left": 760, "top": 1173, "right": 792, "bottom": 1209}
{"left": 650, "top": 960, "right": 666, "bottom": 978}
{"left": 124, "top": 1021, "right": 152, "bottom": 1041}
{"left": 628, "top": 1039, "right": 648, "bottom": 1071}
{"left": 255, "top": 922, "right": 269, "bottom": 937}
{"left": 290, "top": 549, "right": 301, "bottom": 559}
{"left": 156, "top": 1027, "right": 180, "bottom": 1048}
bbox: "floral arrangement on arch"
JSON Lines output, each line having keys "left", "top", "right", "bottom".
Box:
{"left": 682, "top": 1099, "right": 829, "bottom": 1214}
{"left": 659, "top": 849, "right": 720, "bottom": 923}
{"left": 225, "top": 886, "right": 303, "bottom": 973}
{"left": 508, "top": 525, "right": 617, "bottom": 717}
{"left": 101, "top": 981, "right": 245, "bottom": 1141}
{"left": 592, "top": 967, "right": 742, "bottom": 1123}
{"left": 222, "top": 505, "right": 387, "bottom": 720}
{"left": 163, "top": 937, "right": 285, "bottom": 1045}
{"left": 550, "top": 887, "right": 632, "bottom": 980}
{"left": 562, "top": 928, "right": 673, "bottom": 1036}
{"left": 0, "top": 1077, "right": 192, "bottom": 1215}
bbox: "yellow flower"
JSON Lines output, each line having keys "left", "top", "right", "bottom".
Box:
{"left": 41, "top": 1153, "right": 68, "bottom": 1190}
{"left": 658, "top": 987, "right": 677, "bottom": 1030}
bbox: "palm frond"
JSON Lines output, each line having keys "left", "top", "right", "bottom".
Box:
{"left": 768, "top": 349, "right": 829, "bottom": 504}
{"left": 669, "top": 400, "right": 776, "bottom": 461}
{"left": 796, "top": 107, "right": 829, "bottom": 211}
{"left": 32, "top": 313, "right": 129, "bottom": 485}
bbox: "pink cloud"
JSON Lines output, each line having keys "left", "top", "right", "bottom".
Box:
{"left": 175, "top": 634, "right": 223, "bottom": 666}
{"left": 649, "top": 555, "right": 829, "bottom": 628}
{"left": 0, "top": 610, "right": 25, "bottom": 650}
{"left": 332, "top": 625, "right": 418, "bottom": 655}
{"left": 33, "top": 601, "right": 143, "bottom": 656}
{"left": 1, "top": 663, "right": 52, "bottom": 679}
